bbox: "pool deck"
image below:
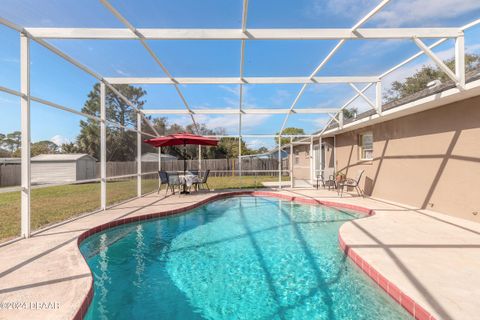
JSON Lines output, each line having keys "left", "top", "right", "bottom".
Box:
{"left": 0, "top": 188, "right": 479, "bottom": 320}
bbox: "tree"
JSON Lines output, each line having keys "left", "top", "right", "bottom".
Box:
{"left": 1, "top": 131, "right": 21, "bottom": 154}
{"left": 76, "top": 83, "right": 146, "bottom": 161}
{"left": 31, "top": 141, "right": 59, "bottom": 157}
{"left": 384, "top": 53, "right": 480, "bottom": 102}
{"left": 0, "top": 133, "right": 9, "bottom": 157}
{"left": 256, "top": 146, "right": 268, "bottom": 154}
{"left": 276, "top": 127, "right": 305, "bottom": 146}
{"left": 215, "top": 138, "right": 251, "bottom": 159}
{"left": 343, "top": 107, "right": 358, "bottom": 120}
{"left": 61, "top": 142, "right": 80, "bottom": 153}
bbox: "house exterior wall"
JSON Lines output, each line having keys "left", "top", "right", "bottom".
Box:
{"left": 334, "top": 95, "right": 480, "bottom": 222}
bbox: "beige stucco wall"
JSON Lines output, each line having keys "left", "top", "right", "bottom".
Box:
{"left": 334, "top": 95, "right": 480, "bottom": 222}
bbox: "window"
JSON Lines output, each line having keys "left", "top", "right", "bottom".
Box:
{"left": 359, "top": 132, "right": 373, "bottom": 160}
{"left": 294, "top": 150, "right": 300, "bottom": 165}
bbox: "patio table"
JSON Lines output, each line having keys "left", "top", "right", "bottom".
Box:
{"left": 178, "top": 173, "right": 201, "bottom": 194}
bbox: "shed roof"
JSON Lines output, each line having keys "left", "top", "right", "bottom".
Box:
{"left": 31, "top": 154, "right": 97, "bottom": 162}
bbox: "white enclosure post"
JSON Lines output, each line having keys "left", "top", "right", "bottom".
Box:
{"left": 100, "top": 83, "right": 107, "bottom": 210}
{"left": 198, "top": 145, "right": 201, "bottom": 172}
{"left": 278, "top": 136, "right": 282, "bottom": 189}
{"left": 375, "top": 81, "right": 382, "bottom": 115}
{"left": 238, "top": 114, "right": 242, "bottom": 178}
{"left": 309, "top": 136, "right": 313, "bottom": 185}
{"left": 319, "top": 136, "right": 323, "bottom": 177}
{"left": 455, "top": 35, "right": 465, "bottom": 88}
{"left": 338, "top": 111, "right": 344, "bottom": 130}
{"left": 137, "top": 112, "right": 142, "bottom": 197}
{"left": 290, "top": 137, "right": 293, "bottom": 188}
{"left": 158, "top": 147, "right": 161, "bottom": 191}
{"left": 238, "top": 137, "right": 242, "bottom": 178}
{"left": 20, "top": 34, "right": 31, "bottom": 238}
{"left": 333, "top": 135, "right": 337, "bottom": 174}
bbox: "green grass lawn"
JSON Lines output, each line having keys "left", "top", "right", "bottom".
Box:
{"left": 0, "top": 175, "right": 288, "bottom": 243}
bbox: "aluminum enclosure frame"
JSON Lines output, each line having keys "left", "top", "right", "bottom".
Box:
{"left": 0, "top": 2, "right": 478, "bottom": 239}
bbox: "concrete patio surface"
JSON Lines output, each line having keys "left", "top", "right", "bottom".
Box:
{"left": 0, "top": 187, "right": 479, "bottom": 320}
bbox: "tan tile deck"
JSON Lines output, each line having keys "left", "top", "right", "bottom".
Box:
{"left": 0, "top": 188, "right": 479, "bottom": 320}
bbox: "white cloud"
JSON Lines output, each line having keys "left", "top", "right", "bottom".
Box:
{"left": 170, "top": 113, "right": 271, "bottom": 133}
{"left": 246, "top": 139, "right": 269, "bottom": 150}
{"left": 219, "top": 85, "right": 257, "bottom": 108}
{"left": 270, "top": 89, "right": 292, "bottom": 106}
{"left": 305, "top": 0, "right": 480, "bottom": 27}
{"left": 312, "top": 117, "right": 330, "bottom": 128}
{"left": 467, "top": 43, "right": 480, "bottom": 54}
{"left": 1, "top": 57, "right": 19, "bottom": 63}
{"left": 50, "top": 135, "right": 70, "bottom": 146}
{"left": 373, "top": 0, "right": 480, "bottom": 27}
{"left": 115, "top": 69, "right": 130, "bottom": 76}
{"left": 218, "top": 85, "right": 240, "bottom": 96}
{"left": 0, "top": 96, "right": 17, "bottom": 104}
{"left": 306, "top": 0, "right": 374, "bottom": 19}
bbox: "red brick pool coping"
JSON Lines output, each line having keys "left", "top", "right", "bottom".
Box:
{"left": 74, "top": 191, "right": 435, "bottom": 320}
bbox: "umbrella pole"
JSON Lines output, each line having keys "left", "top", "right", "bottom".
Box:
{"left": 181, "top": 142, "right": 189, "bottom": 194}
{"left": 183, "top": 143, "right": 186, "bottom": 176}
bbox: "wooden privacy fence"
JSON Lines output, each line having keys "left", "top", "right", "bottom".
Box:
{"left": 0, "top": 158, "right": 290, "bottom": 186}
{"left": 156, "top": 158, "right": 289, "bottom": 176}
{"left": 98, "top": 158, "right": 289, "bottom": 177}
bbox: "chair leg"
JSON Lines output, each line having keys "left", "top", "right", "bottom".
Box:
{"left": 205, "top": 183, "right": 210, "bottom": 191}
{"left": 356, "top": 185, "right": 364, "bottom": 198}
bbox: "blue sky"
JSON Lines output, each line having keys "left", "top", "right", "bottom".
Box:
{"left": 1, "top": 0, "right": 480, "bottom": 149}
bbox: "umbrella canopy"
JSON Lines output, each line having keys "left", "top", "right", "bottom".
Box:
{"left": 144, "top": 133, "right": 218, "bottom": 148}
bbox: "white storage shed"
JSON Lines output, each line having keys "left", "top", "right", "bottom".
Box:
{"left": 31, "top": 154, "right": 97, "bottom": 184}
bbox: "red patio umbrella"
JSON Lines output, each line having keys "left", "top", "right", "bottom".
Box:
{"left": 144, "top": 133, "right": 219, "bottom": 148}
{"left": 144, "top": 133, "right": 219, "bottom": 193}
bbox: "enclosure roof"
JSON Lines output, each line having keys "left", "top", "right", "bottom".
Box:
{"left": 0, "top": 1, "right": 479, "bottom": 142}
{"left": 318, "top": 66, "right": 480, "bottom": 134}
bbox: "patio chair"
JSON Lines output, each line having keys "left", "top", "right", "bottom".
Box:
{"left": 316, "top": 167, "right": 336, "bottom": 190}
{"left": 158, "top": 171, "right": 182, "bottom": 195}
{"left": 158, "top": 171, "right": 168, "bottom": 194}
{"left": 193, "top": 169, "right": 210, "bottom": 191}
{"left": 337, "top": 169, "right": 364, "bottom": 197}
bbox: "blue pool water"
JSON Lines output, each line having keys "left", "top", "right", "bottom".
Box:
{"left": 80, "top": 196, "right": 411, "bottom": 320}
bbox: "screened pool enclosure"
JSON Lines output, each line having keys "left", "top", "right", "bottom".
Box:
{"left": 0, "top": 0, "right": 479, "bottom": 241}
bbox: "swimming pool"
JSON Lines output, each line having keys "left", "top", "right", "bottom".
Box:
{"left": 80, "top": 196, "right": 411, "bottom": 319}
